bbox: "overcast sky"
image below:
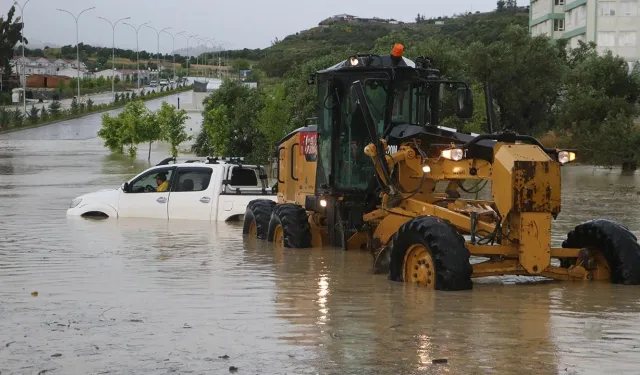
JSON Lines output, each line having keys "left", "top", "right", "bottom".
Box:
{"left": 5, "top": 0, "right": 528, "bottom": 53}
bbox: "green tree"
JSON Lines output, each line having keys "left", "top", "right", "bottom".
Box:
{"left": 463, "top": 25, "right": 564, "bottom": 135}
{"left": 0, "top": 107, "right": 11, "bottom": 129}
{"left": 40, "top": 105, "right": 48, "bottom": 122}
{"left": 256, "top": 83, "right": 292, "bottom": 161}
{"left": 119, "top": 100, "right": 148, "bottom": 157}
{"left": 157, "top": 101, "right": 190, "bottom": 157}
{"left": 98, "top": 112, "right": 125, "bottom": 154}
{"left": 70, "top": 97, "right": 79, "bottom": 114}
{"left": 48, "top": 100, "right": 61, "bottom": 118}
{"left": 114, "top": 93, "right": 120, "bottom": 103}
{"left": 1, "top": 6, "right": 26, "bottom": 87}
{"left": 202, "top": 104, "right": 230, "bottom": 156}
{"left": 28, "top": 105, "right": 39, "bottom": 124}
{"left": 139, "top": 109, "right": 162, "bottom": 161}
{"left": 86, "top": 98, "right": 94, "bottom": 111}
{"left": 11, "top": 107, "right": 23, "bottom": 127}
{"left": 232, "top": 58, "right": 251, "bottom": 72}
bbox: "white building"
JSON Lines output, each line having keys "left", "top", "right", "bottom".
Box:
{"left": 10, "top": 56, "right": 86, "bottom": 77}
{"left": 94, "top": 69, "right": 125, "bottom": 80}
{"left": 57, "top": 68, "right": 92, "bottom": 79}
{"left": 530, "top": 0, "right": 640, "bottom": 70}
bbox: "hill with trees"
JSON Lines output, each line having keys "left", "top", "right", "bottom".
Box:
{"left": 193, "top": 5, "right": 640, "bottom": 171}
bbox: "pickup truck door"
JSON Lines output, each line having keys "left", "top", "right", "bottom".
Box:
{"left": 118, "top": 166, "right": 175, "bottom": 219}
{"left": 167, "top": 166, "right": 215, "bottom": 221}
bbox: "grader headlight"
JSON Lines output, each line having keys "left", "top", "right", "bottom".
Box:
{"left": 441, "top": 148, "right": 464, "bottom": 161}
{"left": 557, "top": 150, "right": 576, "bottom": 164}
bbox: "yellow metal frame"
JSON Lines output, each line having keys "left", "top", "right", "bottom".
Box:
{"left": 274, "top": 125, "right": 610, "bottom": 282}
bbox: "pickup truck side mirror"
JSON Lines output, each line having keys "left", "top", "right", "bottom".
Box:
{"left": 122, "top": 182, "right": 130, "bottom": 193}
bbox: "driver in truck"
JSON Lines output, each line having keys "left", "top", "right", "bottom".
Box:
{"left": 154, "top": 173, "right": 169, "bottom": 192}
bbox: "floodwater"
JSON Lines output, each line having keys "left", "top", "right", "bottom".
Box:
{"left": 2, "top": 102, "right": 640, "bottom": 374}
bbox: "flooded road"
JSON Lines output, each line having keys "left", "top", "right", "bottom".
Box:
{"left": 2, "top": 103, "right": 640, "bottom": 374}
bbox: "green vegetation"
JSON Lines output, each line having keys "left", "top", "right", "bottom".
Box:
{"left": 0, "top": 84, "right": 192, "bottom": 132}
{"left": 98, "top": 99, "right": 191, "bottom": 160}
{"left": 52, "top": 76, "right": 137, "bottom": 99}
{"left": 192, "top": 7, "right": 640, "bottom": 170}
{"left": 1, "top": 6, "right": 25, "bottom": 93}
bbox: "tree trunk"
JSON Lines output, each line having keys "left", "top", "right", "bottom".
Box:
{"left": 622, "top": 159, "right": 637, "bottom": 172}
{"left": 148, "top": 141, "right": 152, "bottom": 161}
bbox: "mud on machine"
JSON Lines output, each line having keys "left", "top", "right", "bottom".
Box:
{"left": 243, "top": 44, "right": 640, "bottom": 290}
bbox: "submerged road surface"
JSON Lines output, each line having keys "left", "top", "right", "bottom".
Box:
{"left": 2, "top": 103, "right": 640, "bottom": 374}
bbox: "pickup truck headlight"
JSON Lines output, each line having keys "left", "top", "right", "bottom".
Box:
{"left": 70, "top": 198, "right": 82, "bottom": 208}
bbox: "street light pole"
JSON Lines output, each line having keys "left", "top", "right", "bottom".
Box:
{"left": 57, "top": 6, "right": 95, "bottom": 101}
{"left": 14, "top": 0, "right": 31, "bottom": 114}
{"left": 124, "top": 21, "right": 150, "bottom": 89}
{"left": 206, "top": 39, "right": 218, "bottom": 78}
{"left": 144, "top": 25, "right": 171, "bottom": 84}
{"left": 198, "top": 38, "right": 208, "bottom": 78}
{"left": 187, "top": 34, "right": 198, "bottom": 78}
{"left": 98, "top": 15, "right": 130, "bottom": 101}
{"left": 163, "top": 30, "right": 185, "bottom": 80}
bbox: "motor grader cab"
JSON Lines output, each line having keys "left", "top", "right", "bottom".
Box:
{"left": 244, "top": 44, "right": 640, "bottom": 290}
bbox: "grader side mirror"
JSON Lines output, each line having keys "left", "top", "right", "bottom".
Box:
{"left": 456, "top": 87, "right": 474, "bottom": 119}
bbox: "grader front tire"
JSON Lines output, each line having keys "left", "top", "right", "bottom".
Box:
{"left": 388, "top": 216, "right": 473, "bottom": 291}
{"left": 243, "top": 199, "right": 276, "bottom": 240}
{"left": 562, "top": 219, "right": 640, "bottom": 285}
{"left": 267, "top": 204, "right": 312, "bottom": 249}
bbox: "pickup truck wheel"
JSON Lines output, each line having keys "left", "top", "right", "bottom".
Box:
{"left": 267, "top": 204, "right": 312, "bottom": 248}
{"left": 243, "top": 199, "right": 276, "bottom": 240}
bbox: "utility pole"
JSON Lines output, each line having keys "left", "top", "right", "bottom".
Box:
{"left": 57, "top": 6, "right": 95, "bottom": 101}
{"left": 124, "top": 21, "right": 150, "bottom": 89}
{"left": 14, "top": 0, "right": 31, "bottom": 114}
{"left": 163, "top": 30, "right": 185, "bottom": 81}
{"left": 98, "top": 15, "right": 130, "bottom": 102}
{"left": 145, "top": 25, "right": 171, "bottom": 84}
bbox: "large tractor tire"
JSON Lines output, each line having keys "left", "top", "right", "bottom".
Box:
{"left": 243, "top": 199, "right": 276, "bottom": 240}
{"left": 387, "top": 216, "right": 473, "bottom": 291}
{"left": 562, "top": 219, "right": 640, "bottom": 284}
{"left": 267, "top": 204, "right": 312, "bottom": 248}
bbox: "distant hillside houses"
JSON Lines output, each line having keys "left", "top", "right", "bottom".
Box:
{"left": 10, "top": 56, "right": 86, "bottom": 77}
{"left": 319, "top": 13, "right": 399, "bottom": 26}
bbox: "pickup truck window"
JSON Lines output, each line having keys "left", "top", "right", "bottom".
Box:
{"left": 230, "top": 168, "right": 258, "bottom": 186}
{"left": 172, "top": 167, "right": 213, "bottom": 192}
{"left": 130, "top": 167, "right": 175, "bottom": 193}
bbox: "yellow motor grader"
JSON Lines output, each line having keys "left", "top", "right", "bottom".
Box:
{"left": 243, "top": 44, "right": 640, "bottom": 290}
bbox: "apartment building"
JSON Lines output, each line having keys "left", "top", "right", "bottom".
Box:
{"left": 530, "top": 0, "right": 640, "bottom": 69}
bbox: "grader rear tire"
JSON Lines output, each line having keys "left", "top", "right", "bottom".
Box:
{"left": 562, "top": 219, "right": 640, "bottom": 284}
{"left": 243, "top": 199, "right": 276, "bottom": 240}
{"left": 388, "top": 216, "right": 473, "bottom": 291}
{"left": 267, "top": 204, "right": 312, "bottom": 248}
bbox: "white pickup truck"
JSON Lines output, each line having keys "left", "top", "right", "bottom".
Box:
{"left": 66, "top": 157, "right": 277, "bottom": 221}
